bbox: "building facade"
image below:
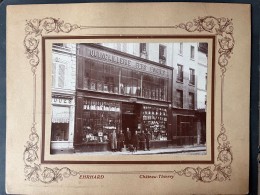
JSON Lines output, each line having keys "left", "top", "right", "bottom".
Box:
{"left": 50, "top": 42, "right": 208, "bottom": 153}
{"left": 50, "top": 43, "right": 76, "bottom": 153}
{"left": 74, "top": 43, "right": 173, "bottom": 152}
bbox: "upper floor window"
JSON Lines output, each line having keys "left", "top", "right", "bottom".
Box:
{"left": 190, "top": 45, "right": 195, "bottom": 59}
{"left": 179, "top": 43, "right": 183, "bottom": 55}
{"left": 140, "top": 43, "right": 148, "bottom": 59}
{"left": 176, "top": 90, "right": 183, "bottom": 108}
{"left": 177, "top": 64, "right": 183, "bottom": 82}
{"left": 189, "top": 92, "right": 195, "bottom": 110}
{"left": 52, "top": 63, "right": 65, "bottom": 89}
{"left": 189, "top": 68, "right": 195, "bottom": 85}
{"left": 159, "top": 45, "right": 166, "bottom": 65}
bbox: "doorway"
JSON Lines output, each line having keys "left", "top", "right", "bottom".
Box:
{"left": 122, "top": 113, "right": 138, "bottom": 135}
{"left": 121, "top": 103, "right": 140, "bottom": 136}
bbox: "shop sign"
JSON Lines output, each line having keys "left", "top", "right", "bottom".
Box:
{"left": 52, "top": 96, "right": 73, "bottom": 105}
{"left": 86, "top": 47, "right": 171, "bottom": 78}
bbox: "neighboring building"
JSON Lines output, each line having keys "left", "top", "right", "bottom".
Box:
{"left": 196, "top": 43, "right": 208, "bottom": 144}
{"left": 50, "top": 43, "right": 76, "bottom": 153}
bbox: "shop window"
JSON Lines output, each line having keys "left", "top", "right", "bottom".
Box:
{"left": 159, "top": 78, "right": 166, "bottom": 101}
{"left": 104, "top": 64, "right": 113, "bottom": 93}
{"left": 110, "top": 65, "right": 120, "bottom": 94}
{"left": 82, "top": 98, "right": 121, "bottom": 143}
{"left": 81, "top": 58, "right": 170, "bottom": 102}
{"left": 142, "top": 106, "right": 168, "bottom": 141}
{"left": 121, "top": 68, "right": 132, "bottom": 95}
{"left": 177, "top": 64, "right": 183, "bottom": 82}
{"left": 189, "top": 68, "right": 195, "bottom": 85}
{"left": 159, "top": 45, "right": 166, "bottom": 65}
{"left": 176, "top": 90, "right": 183, "bottom": 108}
{"left": 142, "top": 74, "right": 152, "bottom": 99}
{"left": 83, "top": 61, "right": 121, "bottom": 94}
{"left": 190, "top": 45, "right": 195, "bottom": 59}
{"left": 140, "top": 43, "right": 148, "bottom": 59}
{"left": 51, "top": 106, "right": 70, "bottom": 141}
{"left": 189, "top": 92, "right": 195, "bottom": 110}
{"left": 179, "top": 43, "right": 183, "bottom": 55}
{"left": 132, "top": 71, "right": 141, "bottom": 96}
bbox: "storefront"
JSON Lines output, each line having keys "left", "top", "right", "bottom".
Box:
{"left": 74, "top": 44, "right": 173, "bottom": 152}
{"left": 50, "top": 94, "right": 75, "bottom": 153}
{"left": 172, "top": 108, "right": 201, "bottom": 146}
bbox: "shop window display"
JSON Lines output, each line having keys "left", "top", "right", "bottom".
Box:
{"left": 51, "top": 123, "right": 69, "bottom": 141}
{"left": 51, "top": 106, "right": 70, "bottom": 141}
{"left": 142, "top": 105, "right": 168, "bottom": 141}
{"left": 82, "top": 98, "right": 121, "bottom": 143}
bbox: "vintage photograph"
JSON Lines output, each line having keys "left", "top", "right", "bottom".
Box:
{"left": 50, "top": 42, "right": 208, "bottom": 155}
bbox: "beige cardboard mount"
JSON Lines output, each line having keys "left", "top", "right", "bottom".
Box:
{"left": 6, "top": 3, "right": 250, "bottom": 195}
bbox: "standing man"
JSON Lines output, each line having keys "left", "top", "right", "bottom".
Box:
{"left": 132, "top": 131, "right": 139, "bottom": 152}
{"left": 117, "top": 130, "right": 125, "bottom": 152}
{"left": 110, "top": 129, "right": 117, "bottom": 152}
{"left": 145, "top": 130, "right": 151, "bottom": 151}
{"left": 139, "top": 130, "right": 146, "bottom": 151}
{"left": 125, "top": 127, "right": 132, "bottom": 147}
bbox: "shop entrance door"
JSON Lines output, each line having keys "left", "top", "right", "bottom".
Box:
{"left": 180, "top": 122, "right": 191, "bottom": 145}
{"left": 121, "top": 103, "right": 139, "bottom": 137}
{"left": 122, "top": 114, "right": 138, "bottom": 134}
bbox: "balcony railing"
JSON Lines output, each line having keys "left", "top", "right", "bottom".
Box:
{"left": 189, "top": 74, "right": 195, "bottom": 85}
{"left": 177, "top": 71, "right": 183, "bottom": 82}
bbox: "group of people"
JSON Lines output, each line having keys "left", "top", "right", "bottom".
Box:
{"left": 109, "top": 128, "right": 151, "bottom": 152}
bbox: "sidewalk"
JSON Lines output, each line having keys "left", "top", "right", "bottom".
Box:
{"left": 73, "top": 145, "right": 206, "bottom": 155}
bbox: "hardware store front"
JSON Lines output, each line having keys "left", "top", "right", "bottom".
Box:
{"left": 74, "top": 44, "right": 173, "bottom": 152}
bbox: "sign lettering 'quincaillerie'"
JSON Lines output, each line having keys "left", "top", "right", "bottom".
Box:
{"left": 88, "top": 48, "right": 169, "bottom": 78}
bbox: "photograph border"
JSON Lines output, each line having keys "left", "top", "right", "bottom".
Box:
{"left": 23, "top": 16, "right": 233, "bottom": 183}
{"left": 42, "top": 35, "right": 214, "bottom": 164}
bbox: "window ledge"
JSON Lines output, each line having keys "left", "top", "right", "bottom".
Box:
{"left": 190, "top": 58, "right": 195, "bottom": 61}
{"left": 176, "top": 80, "right": 183, "bottom": 84}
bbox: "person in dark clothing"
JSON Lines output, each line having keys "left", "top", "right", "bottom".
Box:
{"left": 139, "top": 130, "right": 146, "bottom": 151}
{"left": 110, "top": 130, "right": 117, "bottom": 152}
{"left": 145, "top": 130, "right": 151, "bottom": 151}
{"left": 125, "top": 127, "right": 132, "bottom": 147}
{"left": 117, "top": 130, "right": 125, "bottom": 152}
{"left": 132, "top": 131, "right": 139, "bottom": 152}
